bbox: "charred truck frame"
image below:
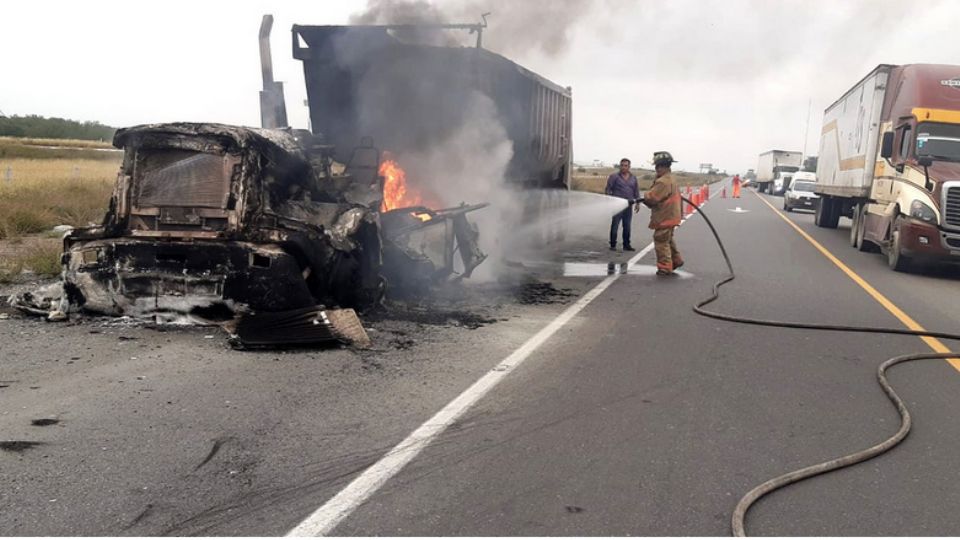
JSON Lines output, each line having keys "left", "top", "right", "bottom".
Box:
{"left": 25, "top": 16, "right": 573, "bottom": 327}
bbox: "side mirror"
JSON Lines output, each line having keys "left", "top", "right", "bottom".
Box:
{"left": 880, "top": 131, "right": 895, "bottom": 158}
{"left": 917, "top": 156, "right": 933, "bottom": 167}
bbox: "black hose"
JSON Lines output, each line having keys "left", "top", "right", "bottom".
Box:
{"left": 679, "top": 195, "right": 960, "bottom": 536}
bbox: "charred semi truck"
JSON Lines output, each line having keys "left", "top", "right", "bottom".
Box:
{"left": 17, "top": 17, "right": 572, "bottom": 326}
{"left": 814, "top": 64, "right": 960, "bottom": 272}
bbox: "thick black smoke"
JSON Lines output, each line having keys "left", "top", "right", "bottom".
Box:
{"left": 350, "top": 0, "right": 621, "bottom": 57}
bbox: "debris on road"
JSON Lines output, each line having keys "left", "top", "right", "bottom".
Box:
{"left": 227, "top": 306, "right": 371, "bottom": 349}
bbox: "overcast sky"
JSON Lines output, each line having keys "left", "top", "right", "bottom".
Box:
{"left": 3, "top": 0, "right": 959, "bottom": 173}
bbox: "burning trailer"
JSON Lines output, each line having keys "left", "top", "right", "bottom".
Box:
{"left": 291, "top": 22, "right": 573, "bottom": 238}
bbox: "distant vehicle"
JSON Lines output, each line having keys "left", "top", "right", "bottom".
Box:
{"left": 742, "top": 168, "right": 756, "bottom": 185}
{"left": 772, "top": 168, "right": 804, "bottom": 196}
{"left": 756, "top": 150, "right": 802, "bottom": 194}
{"left": 783, "top": 173, "right": 819, "bottom": 212}
{"left": 814, "top": 64, "right": 960, "bottom": 272}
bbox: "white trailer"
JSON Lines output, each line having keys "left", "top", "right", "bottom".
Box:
{"left": 815, "top": 66, "right": 889, "bottom": 205}
{"left": 755, "top": 150, "right": 802, "bottom": 194}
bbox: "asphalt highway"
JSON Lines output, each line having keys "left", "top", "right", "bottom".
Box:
{"left": 3, "top": 179, "right": 960, "bottom": 536}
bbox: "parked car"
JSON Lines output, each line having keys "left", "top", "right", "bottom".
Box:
{"left": 783, "top": 177, "right": 820, "bottom": 212}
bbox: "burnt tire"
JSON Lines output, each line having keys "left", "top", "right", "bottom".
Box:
{"left": 887, "top": 217, "right": 913, "bottom": 273}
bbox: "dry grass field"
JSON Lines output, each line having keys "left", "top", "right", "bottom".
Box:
{"left": 0, "top": 136, "right": 120, "bottom": 160}
{"left": 0, "top": 159, "right": 117, "bottom": 239}
{"left": 571, "top": 166, "right": 726, "bottom": 194}
{"left": 0, "top": 136, "right": 114, "bottom": 149}
{"left": 0, "top": 138, "right": 120, "bottom": 281}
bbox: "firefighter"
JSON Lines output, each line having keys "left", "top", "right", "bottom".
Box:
{"left": 732, "top": 173, "right": 742, "bottom": 198}
{"left": 640, "top": 151, "right": 684, "bottom": 275}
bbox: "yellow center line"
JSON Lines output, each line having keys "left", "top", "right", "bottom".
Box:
{"left": 751, "top": 191, "right": 960, "bottom": 369}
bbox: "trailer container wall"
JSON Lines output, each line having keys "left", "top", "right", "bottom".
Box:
{"left": 816, "top": 66, "right": 892, "bottom": 198}
{"left": 292, "top": 26, "right": 572, "bottom": 189}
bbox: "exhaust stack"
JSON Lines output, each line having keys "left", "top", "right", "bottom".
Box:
{"left": 259, "top": 14, "right": 288, "bottom": 128}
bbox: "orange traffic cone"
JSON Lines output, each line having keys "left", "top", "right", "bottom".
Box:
{"left": 722, "top": 185, "right": 727, "bottom": 198}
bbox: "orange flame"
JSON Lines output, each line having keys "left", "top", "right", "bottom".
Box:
{"left": 411, "top": 212, "right": 432, "bottom": 222}
{"left": 379, "top": 156, "right": 438, "bottom": 212}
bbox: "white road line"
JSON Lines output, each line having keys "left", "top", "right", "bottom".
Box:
{"left": 286, "top": 186, "right": 721, "bottom": 537}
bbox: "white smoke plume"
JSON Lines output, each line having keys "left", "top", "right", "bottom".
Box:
{"left": 347, "top": 0, "right": 624, "bottom": 278}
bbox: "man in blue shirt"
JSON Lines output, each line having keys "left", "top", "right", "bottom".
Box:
{"left": 605, "top": 158, "right": 640, "bottom": 251}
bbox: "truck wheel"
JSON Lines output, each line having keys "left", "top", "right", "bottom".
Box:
{"left": 849, "top": 203, "right": 861, "bottom": 247}
{"left": 855, "top": 205, "right": 879, "bottom": 253}
{"left": 823, "top": 197, "right": 840, "bottom": 229}
{"left": 887, "top": 217, "right": 913, "bottom": 272}
{"left": 815, "top": 196, "right": 837, "bottom": 228}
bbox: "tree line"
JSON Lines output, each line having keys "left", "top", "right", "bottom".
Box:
{"left": 0, "top": 115, "right": 115, "bottom": 141}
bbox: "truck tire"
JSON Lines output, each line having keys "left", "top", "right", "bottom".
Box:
{"left": 887, "top": 217, "right": 913, "bottom": 272}
{"left": 815, "top": 196, "right": 839, "bottom": 228}
{"left": 824, "top": 197, "right": 840, "bottom": 229}
{"left": 855, "top": 205, "right": 879, "bottom": 253}
{"left": 849, "top": 203, "right": 861, "bottom": 247}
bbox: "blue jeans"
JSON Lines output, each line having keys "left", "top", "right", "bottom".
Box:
{"left": 610, "top": 205, "right": 633, "bottom": 247}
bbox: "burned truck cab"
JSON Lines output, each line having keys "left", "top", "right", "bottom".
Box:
{"left": 63, "top": 123, "right": 383, "bottom": 320}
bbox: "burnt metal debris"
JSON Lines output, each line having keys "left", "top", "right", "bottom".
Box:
{"left": 228, "top": 306, "right": 371, "bottom": 350}
{"left": 9, "top": 122, "right": 488, "bottom": 339}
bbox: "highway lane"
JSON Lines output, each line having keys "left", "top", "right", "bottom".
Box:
{"left": 0, "top": 263, "right": 609, "bottom": 535}
{"left": 317, "top": 181, "right": 960, "bottom": 536}
{"left": 757, "top": 190, "right": 960, "bottom": 344}
{"left": 4, "top": 180, "right": 960, "bottom": 536}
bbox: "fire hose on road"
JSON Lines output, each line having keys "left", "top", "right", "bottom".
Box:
{"left": 680, "top": 195, "right": 960, "bottom": 536}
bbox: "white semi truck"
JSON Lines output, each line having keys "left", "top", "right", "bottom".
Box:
{"left": 814, "top": 64, "right": 960, "bottom": 272}
{"left": 756, "top": 150, "right": 803, "bottom": 194}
